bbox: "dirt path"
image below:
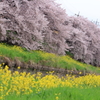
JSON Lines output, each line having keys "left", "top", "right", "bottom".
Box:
{"left": 0, "top": 56, "right": 94, "bottom": 77}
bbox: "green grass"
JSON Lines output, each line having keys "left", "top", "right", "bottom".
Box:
{"left": 4, "top": 87, "right": 100, "bottom": 100}
{"left": 0, "top": 43, "right": 100, "bottom": 73}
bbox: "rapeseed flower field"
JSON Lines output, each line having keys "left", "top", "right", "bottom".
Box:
{"left": 1, "top": 64, "right": 100, "bottom": 100}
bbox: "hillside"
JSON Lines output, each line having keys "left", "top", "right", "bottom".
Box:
{"left": 0, "top": 43, "right": 100, "bottom": 76}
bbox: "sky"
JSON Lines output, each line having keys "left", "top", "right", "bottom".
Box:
{"left": 55, "top": 0, "right": 100, "bottom": 24}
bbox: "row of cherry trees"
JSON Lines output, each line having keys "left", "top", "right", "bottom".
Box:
{"left": 0, "top": 0, "right": 100, "bottom": 66}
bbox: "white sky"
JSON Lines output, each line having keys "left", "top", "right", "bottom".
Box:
{"left": 55, "top": 0, "right": 100, "bottom": 22}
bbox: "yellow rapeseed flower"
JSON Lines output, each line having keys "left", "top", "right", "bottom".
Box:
{"left": 17, "top": 66, "right": 20, "bottom": 69}
{"left": 56, "top": 96, "right": 59, "bottom": 100}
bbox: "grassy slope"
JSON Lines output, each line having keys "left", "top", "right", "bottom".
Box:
{"left": 0, "top": 43, "right": 100, "bottom": 74}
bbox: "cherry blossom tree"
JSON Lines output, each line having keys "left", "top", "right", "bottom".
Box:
{"left": 0, "top": 0, "right": 100, "bottom": 66}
